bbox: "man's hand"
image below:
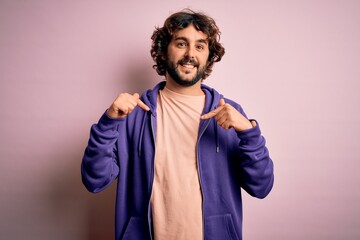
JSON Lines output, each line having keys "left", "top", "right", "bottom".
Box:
{"left": 201, "top": 99, "right": 254, "bottom": 132}
{"left": 107, "top": 93, "right": 150, "bottom": 119}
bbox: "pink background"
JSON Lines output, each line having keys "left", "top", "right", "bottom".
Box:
{"left": 1, "top": 0, "right": 359, "bottom": 239}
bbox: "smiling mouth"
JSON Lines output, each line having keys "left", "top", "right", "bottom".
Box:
{"left": 181, "top": 63, "right": 196, "bottom": 69}
{"left": 178, "top": 59, "right": 198, "bottom": 70}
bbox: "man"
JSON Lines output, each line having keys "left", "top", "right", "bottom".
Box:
{"left": 81, "top": 9, "right": 274, "bottom": 240}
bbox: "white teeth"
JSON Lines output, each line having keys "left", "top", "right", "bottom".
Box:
{"left": 182, "top": 64, "right": 195, "bottom": 69}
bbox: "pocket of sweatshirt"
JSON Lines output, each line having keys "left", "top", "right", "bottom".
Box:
{"left": 121, "top": 217, "right": 148, "bottom": 240}
{"left": 205, "top": 214, "right": 240, "bottom": 240}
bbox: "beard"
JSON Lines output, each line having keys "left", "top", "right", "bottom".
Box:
{"left": 165, "top": 57, "right": 206, "bottom": 87}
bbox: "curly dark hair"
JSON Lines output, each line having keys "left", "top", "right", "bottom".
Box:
{"left": 150, "top": 9, "right": 225, "bottom": 80}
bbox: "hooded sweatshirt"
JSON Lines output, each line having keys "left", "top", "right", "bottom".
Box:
{"left": 81, "top": 81, "right": 274, "bottom": 240}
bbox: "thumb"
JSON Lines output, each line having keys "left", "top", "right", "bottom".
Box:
{"left": 133, "top": 93, "right": 140, "bottom": 99}
{"left": 219, "top": 98, "right": 226, "bottom": 106}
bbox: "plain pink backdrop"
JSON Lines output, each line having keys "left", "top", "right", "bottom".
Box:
{"left": 1, "top": 0, "right": 359, "bottom": 239}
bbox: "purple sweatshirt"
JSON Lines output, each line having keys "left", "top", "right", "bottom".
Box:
{"left": 81, "top": 81, "right": 274, "bottom": 240}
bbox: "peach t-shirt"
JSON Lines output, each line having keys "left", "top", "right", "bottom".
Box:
{"left": 151, "top": 87, "right": 205, "bottom": 240}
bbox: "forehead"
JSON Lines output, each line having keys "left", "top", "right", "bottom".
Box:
{"left": 172, "top": 24, "right": 208, "bottom": 42}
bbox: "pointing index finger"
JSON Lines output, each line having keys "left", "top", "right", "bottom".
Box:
{"left": 137, "top": 99, "right": 150, "bottom": 111}
{"left": 132, "top": 93, "right": 150, "bottom": 111}
{"left": 201, "top": 107, "right": 222, "bottom": 120}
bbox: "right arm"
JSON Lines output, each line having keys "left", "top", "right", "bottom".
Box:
{"left": 81, "top": 113, "right": 122, "bottom": 193}
{"left": 81, "top": 92, "right": 150, "bottom": 193}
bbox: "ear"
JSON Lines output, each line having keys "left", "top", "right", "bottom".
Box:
{"left": 208, "top": 53, "right": 217, "bottom": 62}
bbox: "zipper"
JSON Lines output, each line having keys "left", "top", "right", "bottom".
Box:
{"left": 196, "top": 118, "right": 211, "bottom": 240}
{"left": 147, "top": 113, "right": 156, "bottom": 240}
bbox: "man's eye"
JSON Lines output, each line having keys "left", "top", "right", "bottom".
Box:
{"left": 197, "top": 45, "right": 205, "bottom": 50}
{"left": 177, "top": 42, "right": 186, "bottom": 47}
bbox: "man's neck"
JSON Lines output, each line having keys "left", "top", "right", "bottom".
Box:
{"left": 165, "top": 78, "right": 204, "bottom": 96}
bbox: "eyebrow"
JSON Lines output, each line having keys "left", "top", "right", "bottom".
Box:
{"left": 174, "top": 36, "right": 208, "bottom": 45}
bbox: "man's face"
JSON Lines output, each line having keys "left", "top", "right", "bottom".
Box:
{"left": 165, "top": 24, "right": 210, "bottom": 87}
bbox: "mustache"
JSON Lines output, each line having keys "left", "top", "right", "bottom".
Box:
{"left": 177, "top": 58, "right": 199, "bottom": 67}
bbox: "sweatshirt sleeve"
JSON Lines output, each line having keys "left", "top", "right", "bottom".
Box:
{"left": 236, "top": 120, "right": 274, "bottom": 199}
{"left": 81, "top": 112, "right": 124, "bottom": 193}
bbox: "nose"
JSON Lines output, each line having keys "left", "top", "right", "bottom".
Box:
{"left": 185, "top": 45, "right": 195, "bottom": 59}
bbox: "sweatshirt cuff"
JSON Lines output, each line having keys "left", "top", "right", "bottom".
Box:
{"left": 236, "top": 119, "right": 262, "bottom": 146}
{"left": 96, "top": 110, "right": 126, "bottom": 132}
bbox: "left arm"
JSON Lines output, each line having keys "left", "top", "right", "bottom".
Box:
{"left": 201, "top": 99, "right": 274, "bottom": 198}
{"left": 235, "top": 121, "right": 274, "bottom": 198}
